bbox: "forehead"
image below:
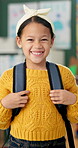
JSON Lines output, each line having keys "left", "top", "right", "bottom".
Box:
{"left": 22, "top": 22, "right": 51, "bottom": 36}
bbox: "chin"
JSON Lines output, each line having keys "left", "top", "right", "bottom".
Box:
{"left": 32, "top": 59, "right": 44, "bottom": 63}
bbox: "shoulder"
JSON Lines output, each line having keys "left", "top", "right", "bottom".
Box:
{"left": 56, "top": 64, "right": 76, "bottom": 88}
{"left": 1, "top": 68, "right": 13, "bottom": 76}
{"left": 56, "top": 64, "right": 74, "bottom": 76}
{"left": 0, "top": 68, "right": 13, "bottom": 83}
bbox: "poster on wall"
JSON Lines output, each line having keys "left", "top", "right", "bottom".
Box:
{"left": 8, "top": 2, "right": 38, "bottom": 38}
{"left": 0, "top": 55, "right": 24, "bottom": 75}
{"left": 8, "top": 1, "right": 71, "bottom": 50}
{"left": 40, "top": 1, "right": 71, "bottom": 49}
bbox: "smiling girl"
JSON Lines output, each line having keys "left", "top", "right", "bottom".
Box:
{"left": 0, "top": 5, "right": 78, "bottom": 148}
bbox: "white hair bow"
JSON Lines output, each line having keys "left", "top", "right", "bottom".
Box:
{"left": 23, "top": 5, "right": 51, "bottom": 16}
{"left": 16, "top": 5, "right": 54, "bottom": 35}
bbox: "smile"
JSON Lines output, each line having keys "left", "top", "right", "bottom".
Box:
{"left": 31, "top": 51, "right": 44, "bottom": 55}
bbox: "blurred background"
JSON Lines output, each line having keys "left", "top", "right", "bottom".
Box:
{"left": 0, "top": 0, "right": 78, "bottom": 147}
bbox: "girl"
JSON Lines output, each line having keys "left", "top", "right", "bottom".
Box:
{"left": 0, "top": 5, "right": 78, "bottom": 148}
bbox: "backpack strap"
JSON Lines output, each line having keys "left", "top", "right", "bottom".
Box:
{"left": 2, "top": 62, "right": 26, "bottom": 148}
{"left": 46, "top": 61, "right": 75, "bottom": 148}
{"left": 46, "top": 61, "right": 66, "bottom": 112}
{"left": 12, "top": 62, "right": 26, "bottom": 121}
{"left": 13, "top": 62, "right": 26, "bottom": 92}
{"left": 46, "top": 61, "right": 63, "bottom": 90}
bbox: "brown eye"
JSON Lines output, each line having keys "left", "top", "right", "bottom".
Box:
{"left": 41, "top": 38, "right": 48, "bottom": 41}
{"left": 27, "top": 39, "right": 34, "bottom": 41}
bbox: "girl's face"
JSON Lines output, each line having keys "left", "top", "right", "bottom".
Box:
{"left": 16, "top": 22, "right": 54, "bottom": 69}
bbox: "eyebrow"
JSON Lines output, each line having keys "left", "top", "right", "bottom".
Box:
{"left": 26, "top": 35, "right": 49, "bottom": 38}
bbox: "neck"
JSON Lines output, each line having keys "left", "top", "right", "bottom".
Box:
{"left": 26, "top": 61, "right": 47, "bottom": 70}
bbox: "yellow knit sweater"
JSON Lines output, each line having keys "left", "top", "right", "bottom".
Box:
{"left": 0, "top": 64, "right": 78, "bottom": 141}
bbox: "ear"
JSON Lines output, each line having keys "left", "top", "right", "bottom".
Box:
{"left": 16, "top": 36, "right": 22, "bottom": 48}
{"left": 50, "top": 38, "right": 54, "bottom": 48}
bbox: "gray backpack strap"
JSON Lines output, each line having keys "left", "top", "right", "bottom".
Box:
{"left": 46, "top": 61, "right": 63, "bottom": 90}
{"left": 3, "top": 62, "right": 26, "bottom": 148}
{"left": 12, "top": 62, "right": 26, "bottom": 120}
{"left": 13, "top": 62, "right": 26, "bottom": 92}
{"left": 46, "top": 61, "right": 75, "bottom": 148}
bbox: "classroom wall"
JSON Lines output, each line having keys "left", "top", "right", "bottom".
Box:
{"left": 0, "top": 0, "right": 77, "bottom": 75}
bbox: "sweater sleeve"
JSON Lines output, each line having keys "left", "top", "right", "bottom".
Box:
{"left": 0, "top": 69, "right": 13, "bottom": 129}
{"left": 59, "top": 65, "right": 78, "bottom": 123}
{"left": 67, "top": 93, "right": 78, "bottom": 123}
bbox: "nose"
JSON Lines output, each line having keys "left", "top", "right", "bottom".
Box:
{"left": 34, "top": 40, "right": 42, "bottom": 49}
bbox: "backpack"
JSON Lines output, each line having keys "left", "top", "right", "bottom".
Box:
{"left": 3, "top": 61, "right": 75, "bottom": 148}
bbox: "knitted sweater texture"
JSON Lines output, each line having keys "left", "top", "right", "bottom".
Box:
{"left": 0, "top": 64, "right": 78, "bottom": 141}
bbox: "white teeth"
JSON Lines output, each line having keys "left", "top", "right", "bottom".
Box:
{"left": 32, "top": 52, "right": 43, "bottom": 55}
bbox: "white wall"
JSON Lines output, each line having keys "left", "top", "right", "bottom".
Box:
{"left": 47, "top": 48, "right": 65, "bottom": 65}
{"left": 0, "top": 38, "right": 17, "bottom": 54}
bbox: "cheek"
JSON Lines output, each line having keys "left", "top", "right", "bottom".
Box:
{"left": 45, "top": 47, "right": 50, "bottom": 56}
{"left": 22, "top": 45, "right": 31, "bottom": 57}
{"left": 45, "top": 43, "right": 51, "bottom": 51}
{"left": 22, "top": 47, "right": 27, "bottom": 55}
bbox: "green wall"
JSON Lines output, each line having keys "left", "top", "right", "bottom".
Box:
{"left": 0, "top": 0, "right": 76, "bottom": 66}
{"left": 65, "top": 0, "right": 76, "bottom": 66}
